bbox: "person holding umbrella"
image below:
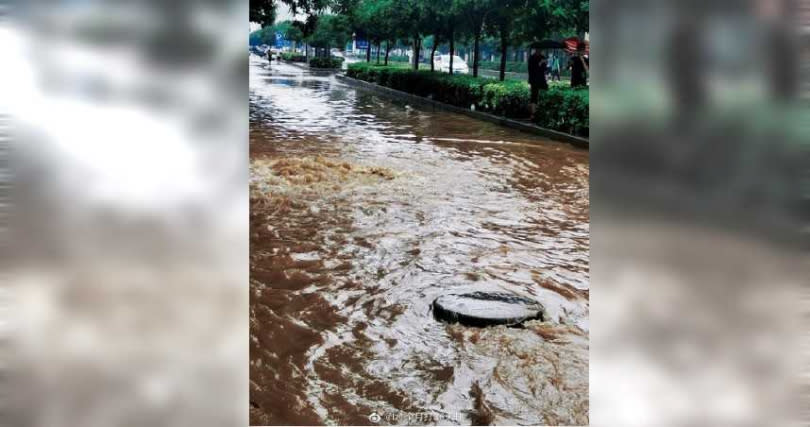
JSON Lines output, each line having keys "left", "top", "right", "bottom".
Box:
{"left": 527, "top": 40, "right": 563, "bottom": 119}
{"left": 527, "top": 47, "right": 549, "bottom": 120}
{"left": 568, "top": 42, "right": 589, "bottom": 88}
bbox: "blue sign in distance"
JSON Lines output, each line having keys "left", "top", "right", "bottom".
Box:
{"left": 275, "top": 32, "right": 285, "bottom": 48}
{"left": 355, "top": 38, "right": 369, "bottom": 49}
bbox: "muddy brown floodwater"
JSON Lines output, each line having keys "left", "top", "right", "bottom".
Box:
{"left": 249, "top": 56, "right": 589, "bottom": 426}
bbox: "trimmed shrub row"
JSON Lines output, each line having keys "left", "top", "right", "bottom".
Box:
{"left": 281, "top": 52, "right": 306, "bottom": 62}
{"left": 346, "top": 63, "right": 588, "bottom": 137}
{"left": 309, "top": 56, "right": 344, "bottom": 69}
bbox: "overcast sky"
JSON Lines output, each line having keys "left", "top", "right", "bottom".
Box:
{"left": 275, "top": 4, "right": 299, "bottom": 22}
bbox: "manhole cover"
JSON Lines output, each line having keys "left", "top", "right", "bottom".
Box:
{"left": 432, "top": 292, "right": 543, "bottom": 327}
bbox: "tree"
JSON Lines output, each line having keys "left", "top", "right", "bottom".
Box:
{"left": 250, "top": 0, "right": 276, "bottom": 28}
{"left": 387, "top": 0, "right": 430, "bottom": 70}
{"left": 249, "top": 30, "right": 264, "bottom": 47}
{"left": 331, "top": 0, "right": 367, "bottom": 59}
{"left": 424, "top": 35, "right": 440, "bottom": 71}
{"left": 485, "top": 0, "right": 525, "bottom": 81}
{"left": 519, "top": 0, "right": 586, "bottom": 43}
{"left": 272, "top": 20, "right": 305, "bottom": 51}
{"left": 374, "top": 0, "right": 400, "bottom": 65}
{"left": 419, "top": 0, "right": 453, "bottom": 72}
{"left": 352, "top": 0, "right": 400, "bottom": 64}
{"left": 307, "top": 14, "right": 352, "bottom": 57}
{"left": 249, "top": 26, "right": 277, "bottom": 47}
{"left": 354, "top": 0, "right": 382, "bottom": 62}
{"left": 563, "top": 0, "right": 588, "bottom": 36}
{"left": 453, "top": 0, "right": 496, "bottom": 77}
{"left": 282, "top": 0, "right": 333, "bottom": 15}
{"left": 250, "top": 0, "right": 333, "bottom": 30}
{"left": 445, "top": 0, "right": 473, "bottom": 74}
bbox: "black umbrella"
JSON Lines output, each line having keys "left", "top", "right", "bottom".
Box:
{"left": 528, "top": 40, "right": 565, "bottom": 49}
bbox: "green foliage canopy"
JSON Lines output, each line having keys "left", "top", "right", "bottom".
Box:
{"left": 306, "top": 14, "right": 352, "bottom": 49}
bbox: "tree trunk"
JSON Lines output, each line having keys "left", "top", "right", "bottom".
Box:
{"left": 430, "top": 37, "right": 438, "bottom": 72}
{"left": 366, "top": 43, "right": 371, "bottom": 62}
{"left": 305, "top": 43, "right": 309, "bottom": 60}
{"left": 412, "top": 36, "right": 421, "bottom": 71}
{"left": 473, "top": 29, "right": 481, "bottom": 77}
{"left": 499, "top": 31, "right": 508, "bottom": 81}
{"left": 384, "top": 41, "right": 391, "bottom": 65}
{"left": 376, "top": 42, "right": 381, "bottom": 64}
{"left": 449, "top": 27, "right": 455, "bottom": 75}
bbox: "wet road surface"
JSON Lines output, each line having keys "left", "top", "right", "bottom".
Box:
{"left": 249, "top": 56, "right": 589, "bottom": 425}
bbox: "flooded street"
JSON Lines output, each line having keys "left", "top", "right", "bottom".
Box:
{"left": 249, "top": 56, "right": 589, "bottom": 425}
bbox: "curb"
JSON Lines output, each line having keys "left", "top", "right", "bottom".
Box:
{"left": 335, "top": 74, "right": 589, "bottom": 149}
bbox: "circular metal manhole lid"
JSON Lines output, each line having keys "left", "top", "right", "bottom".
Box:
{"left": 432, "top": 292, "right": 544, "bottom": 327}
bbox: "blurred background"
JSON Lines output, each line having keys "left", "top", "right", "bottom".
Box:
{"left": 1, "top": 1, "right": 247, "bottom": 426}
{"left": 591, "top": 0, "right": 808, "bottom": 425}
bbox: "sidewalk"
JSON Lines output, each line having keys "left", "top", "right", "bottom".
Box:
{"left": 335, "top": 74, "right": 588, "bottom": 149}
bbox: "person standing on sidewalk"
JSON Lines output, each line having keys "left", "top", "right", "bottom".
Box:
{"left": 569, "top": 43, "right": 589, "bottom": 88}
{"left": 528, "top": 48, "right": 548, "bottom": 120}
{"left": 550, "top": 54, "right": 561, "bottom": 81}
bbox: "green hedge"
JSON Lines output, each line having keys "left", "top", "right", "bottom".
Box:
{"left": 346, "top": 63, "right": 588, "bottom": 137}
{"left": 281, "top": 52, "right": 306, "bottom": 62}
{"left": 309, "top": 56, "right": 344, "bottom": 69}
{"left": 533, "top": 88, "right": 589, "bottom": 137}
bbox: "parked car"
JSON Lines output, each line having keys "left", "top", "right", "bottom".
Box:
{"left": 432, "top": 55, "right": 469, "bottom": 74}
